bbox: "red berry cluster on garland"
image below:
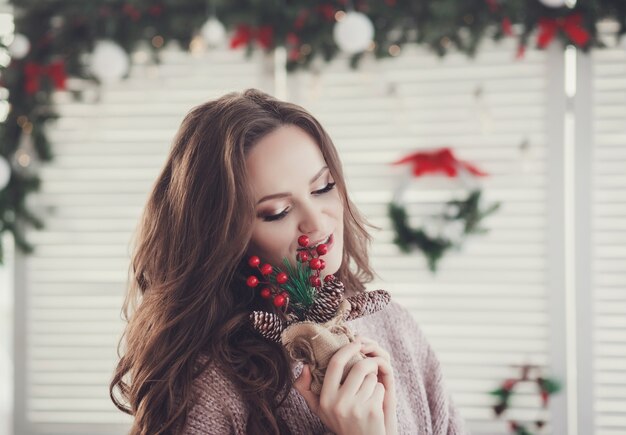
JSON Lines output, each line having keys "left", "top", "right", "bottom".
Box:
{"left": 296, "top": 234, "right": 335, "bottom": 287}
{"left": 246, "top": 255, "right": 291, "bottom": 308}
{"left": 246, "top": 234, "right": 333, "bottom": 313}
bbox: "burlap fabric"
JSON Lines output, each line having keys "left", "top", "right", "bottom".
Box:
{"left": 280, "top": 300, "right": 364, "bottom": 395}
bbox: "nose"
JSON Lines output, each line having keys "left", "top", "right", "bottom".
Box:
{"left": 297, "top": 201, "right": 326, "bottom": 238}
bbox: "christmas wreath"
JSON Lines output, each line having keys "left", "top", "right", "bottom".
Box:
{"left": 490, "top": 364, "right": 562, "bottom": 435}
{"left": 245, "top": 234, "right": 391, "bottom": 394}
{"left": 387, "top": 148, "right": 501, "bottom": 272}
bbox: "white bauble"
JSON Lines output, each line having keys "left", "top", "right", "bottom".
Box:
{"left": 538, "top": 0, "right": 567, "bottom": 7}
{"left": 201, "top": 16, "right": 226, "bottom": 47}
{"left": 0, "top": 155, "right": 10, "bottom": 190}
{"left": 89, "top": 40, "right": 130, "bottom": 84}
{"left": 333, "top": 11, "right": 374, "bottom": 54}
{"left": 8, "top": 34, "right": 30, "bottom": 59}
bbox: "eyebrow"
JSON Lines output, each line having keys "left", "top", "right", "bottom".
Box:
{"left": 257, "top": 166, "right": 329, "bottom": 205}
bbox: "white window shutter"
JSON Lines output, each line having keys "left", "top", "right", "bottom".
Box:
{"left": 589, "top": 21, "right": 626, "bottom": 435}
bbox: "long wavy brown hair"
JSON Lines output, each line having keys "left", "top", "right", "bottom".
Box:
{"left": 109, "top": 88, "right": 381, "bottom": 434}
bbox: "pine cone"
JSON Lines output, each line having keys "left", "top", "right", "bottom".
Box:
{"left": 344, "top": 289, "right": 391, "bottom": 321}
{"left": 250, "top": 311, "right": 286, "bottom": 342}
{"left": 305, "top": 278, "right": 345, "bottom": 323}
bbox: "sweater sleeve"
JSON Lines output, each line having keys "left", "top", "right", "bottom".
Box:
{"left": 182, "top": 362, "right": 248, "bottom": 435}
{"left": 384, "top": 300, "right": 469, "bottom": 435}
{"left": 415, "top": 320, "right": 469, "bottom": 435}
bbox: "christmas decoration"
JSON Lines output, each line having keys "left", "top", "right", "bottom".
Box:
{"left": 200, "top": 16, "right": 226, "bottom": 47}
{"left": 247, "top": 234, "right": 391, "bottom": 394}
{"left": 24, "top": 60, "right": 67, "bottom": 95}
{"left": 536, "top": 13, "right": 591, "bottom": 49}
{"left": 538, "top": 0, "right": 567, "bottom": 8}
{"left": 0, "top": 156, "right": 10, "bottom": 190}
{"left": 7, "top": 33, "right": 30, "bottom": 59}
{"left": 2, "top": 0, "right": 626, "bottom": 264}
{"left": 333, "top": 11, "right": 375, "bottom": 54}
{"left": 490, "top": 364, "right": 562, "bottom": 435}
{"left": 388, "top": 148, "right": 501, "bottom": 272}
{"left": 89, "top": 40, "right": 130, "bottom": 84}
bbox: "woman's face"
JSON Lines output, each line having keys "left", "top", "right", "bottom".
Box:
{"left": 245, "top": 124, "right": 344, "bottom": 279}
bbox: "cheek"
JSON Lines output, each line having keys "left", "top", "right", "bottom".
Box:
{"left": 251, "top": 223, "right": 292, "bottom": 259}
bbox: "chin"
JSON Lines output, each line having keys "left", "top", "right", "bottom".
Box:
{"left": 321, "top": 258, "right": 341, "bottom": 279}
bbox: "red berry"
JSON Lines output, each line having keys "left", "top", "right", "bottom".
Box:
{"left": 260, "top": 263, "right": 273, "bottom": 275}
{"left": 298, "top": 251, "right": 309, "bottom": 262}
{"left": 260, "top": 288, "right": 271, "bottom": 299}
{"left": 298, "top": 235, "right": 310, "bottom": 247}
{"left": 281, "top": 291, "right": 289, "bottom": 299}
{"left": 276, "top": 272, "right": 288, "bottom": 284}
{"left": 246, "top": 276, "right": 259, "bottom": 287}
{"left": 316, "top": 244, "right": 328, "bottom": 255}
{"left": 248, "top": 256, "right": 260, "bottom": 267}
{"left": 309, "top": 258, "right": 322, "bottom": 270}
{"left": 324, "top": 274, "right": 335, "bottom": 282}
{"left": 273, "top": 294, "right": 286, "bottom": 307}
{"left": 310, "top": 276, "right": 322, "bottom": 287}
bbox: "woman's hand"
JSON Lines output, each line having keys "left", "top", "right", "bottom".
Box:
{"left": 294, "top": 337, "right": 396, "bottom": 435}
{"left": 355, "top": 335, "right": 398, "bottom": 435}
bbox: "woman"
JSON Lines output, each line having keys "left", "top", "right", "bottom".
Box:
{"left": 110, "top": 89, "right": 468, "bottom": 434}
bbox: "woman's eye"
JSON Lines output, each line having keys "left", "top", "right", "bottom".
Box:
{"left": 314, "top": 182, "right": 336, "bottom": 195}
{"left": 262, "top": 182, "right": 336, "bottom": 222}
{"left": 263, "top": 209, "right": 289, "bottom": 222}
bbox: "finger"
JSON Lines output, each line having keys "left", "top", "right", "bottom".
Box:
{"left": 293, "top": 365, "right": 320, "bottom": 412}
{"left": 360, "top": 342, "right": 391, "bottom": 362}
{"left": 339, "top": 357, "right": 384, "bottom": 399}
{"left": 354, "top": 372, "right": 378, "bottom": 402}
{"left": 354, "top": 335, "right": 391, "bottom": 360}
{"left": 321, "top": 341, "right": 363, "bottom": 396}
{"left": 366, "top": 382, "right": 386, "bottom": 409}
{"left": 374, "top": 357, "right": 395, "bottom": 393}
{"left": 375, "top": 358, "right": 397, "bottom": 417}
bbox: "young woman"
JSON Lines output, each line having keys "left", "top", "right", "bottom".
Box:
{"left": 110, "top": 89, "right": 468, "bottom": 435}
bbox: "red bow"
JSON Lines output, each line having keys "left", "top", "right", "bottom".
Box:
{"left": 24, "top": 61, "right": 67, "bottom": 95}
{"left": 391, "top": 148, "right": 488, "bottom": 178}
{"left": 230, "top": 24, "right": 274, "bottom": 50}
{"left": 537, "top": 13, "right": 591, "bottom": 49}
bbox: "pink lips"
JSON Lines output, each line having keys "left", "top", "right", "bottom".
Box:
{"left": 325, "top": 233, "right": 334, "bottom": 251}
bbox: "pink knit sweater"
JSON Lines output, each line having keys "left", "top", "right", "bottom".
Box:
{"left": 183, "top": 299, "right": 469, "bottom": 434}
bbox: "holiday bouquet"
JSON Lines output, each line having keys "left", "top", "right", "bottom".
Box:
{"left": 246, "top": 235, "right": 391, "bottom": 394}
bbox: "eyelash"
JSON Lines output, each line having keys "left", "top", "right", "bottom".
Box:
{"left": 262, "top": 182, "right": 337, "bottom": 222}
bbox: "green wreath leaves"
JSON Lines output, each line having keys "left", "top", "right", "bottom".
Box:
{"left": 388, "top": 189, "right": 500, "bottom": 272}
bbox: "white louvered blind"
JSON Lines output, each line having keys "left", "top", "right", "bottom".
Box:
{"left": 15, "top": 45, "right": 272, "bottom": 434}
{"left": 289, "top": 39, "right": 556, "bottom": 434}
{"left": 18, "top": 33, "right": 617, "bottom": 435}
{"left": 590, "top": 23, "right": 626, "bottom": 435}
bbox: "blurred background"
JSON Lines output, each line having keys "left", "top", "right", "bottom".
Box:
{"left": 1, "top": 0, "right": 625, "bottom": 434}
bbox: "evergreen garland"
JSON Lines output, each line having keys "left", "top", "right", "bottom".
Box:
{"left": 1, "top": 0, "right": 626, "bottom": 262}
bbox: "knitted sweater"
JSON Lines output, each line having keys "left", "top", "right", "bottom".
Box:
{"left": 183, "top": 299, "right": 469, "bottom": 435}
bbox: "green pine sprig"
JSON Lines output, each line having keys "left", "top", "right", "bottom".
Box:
{"left": 274, "top": 256, "right": 317, "bottom": 318}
